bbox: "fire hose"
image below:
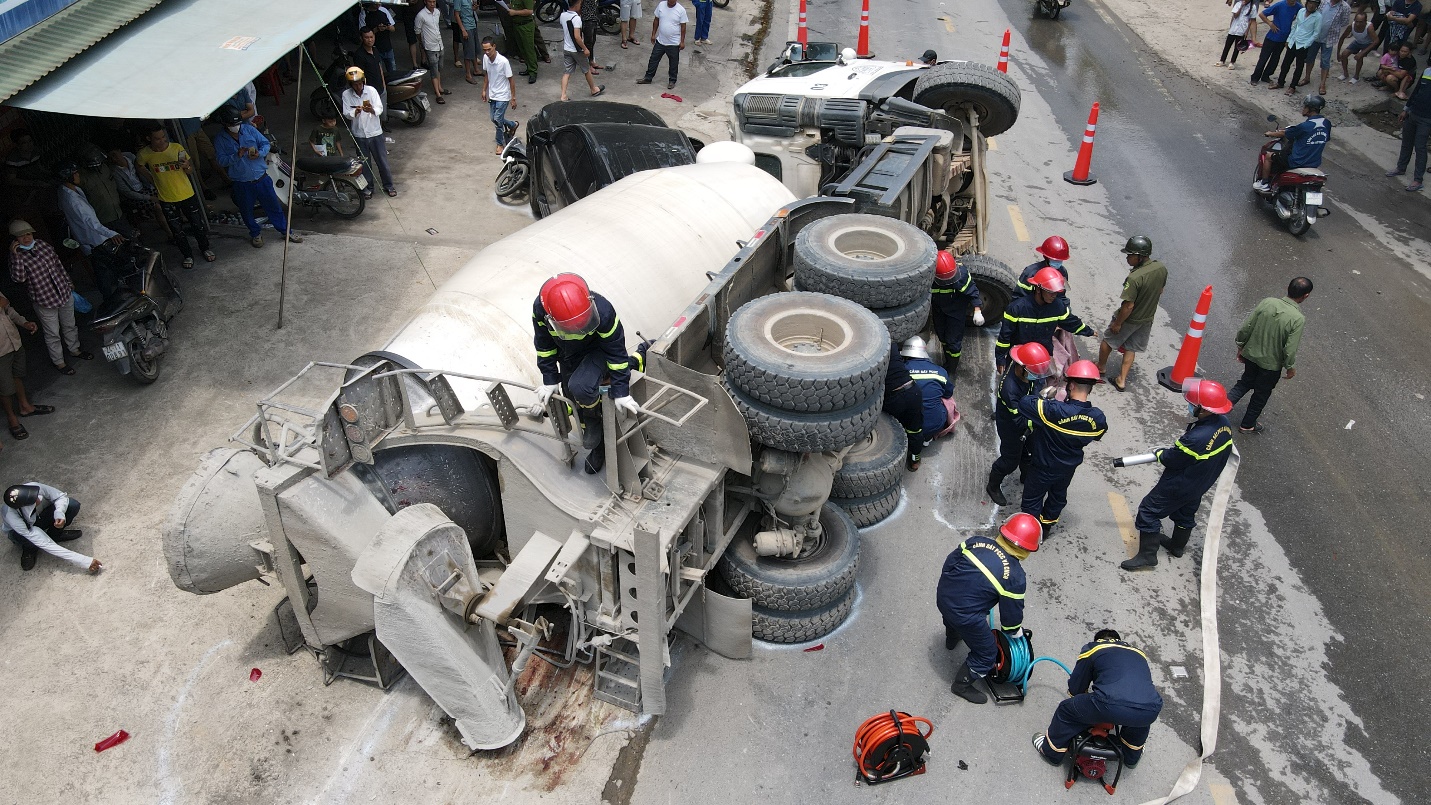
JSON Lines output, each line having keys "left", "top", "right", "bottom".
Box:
{"left": 852, "top": 710, "right": 934, "bottom": 785}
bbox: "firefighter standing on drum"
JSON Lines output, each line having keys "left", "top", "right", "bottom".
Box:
{"left": 1018, "top": 360, "right": 1107, "bottom": 536}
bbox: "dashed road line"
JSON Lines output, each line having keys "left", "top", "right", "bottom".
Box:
{"left": 1107, "top": 492, "right": 1137, "bottom": 557}
{"left": 1007, "top": 204, "right": 1030, "bottom": 241}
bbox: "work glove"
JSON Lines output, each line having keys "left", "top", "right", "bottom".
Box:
{"left": 533, "top": 383, "right": 561, "bottom": 408}
{"left": 613, "top": 395, "right": 641, "bottom": 418}
{"left": 972, "top": 308, "right": 985, "bottom": 327}
{"left": 1007, "top": 627, "right": 1024, "bottom": 640}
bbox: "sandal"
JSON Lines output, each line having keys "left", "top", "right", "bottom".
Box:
{"left": 386, "top": 188, "right": 399, "bottom": 197}
{"left": 436, "top": 96, "right": 446, "bottom": 104}
{"left": 203, "top": 250, "right": 216, "bottom": 262}
{"left": 182, "top": 257, "right": 195, "bottom": 269}
{"left": 1110, "top": 378, "right": 1127, "bottom": 392}
{"left": 54, "top": 364, "right": 76, "bottom": 376}
{"left": 591, "top": 85, "right": 606, "bottom": 97}
{"left": 9, "top": 423, "right": 27, "bottom": 440}
{"left": 19, "top": 405, "right": 55, "bottom": 417}
{"left": 620, "top": 41, "right": 628, "bottom": 49}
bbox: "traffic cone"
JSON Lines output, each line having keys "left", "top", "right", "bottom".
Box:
{"left": 997, "top": 29, "right": 1010, "bottom": 73}
{"left": 798, "top": 0, "right": 808, "bottom": 46}
{"left": 1157, "top": 285, "right": 1214, "bottom": 392}
{"left": 1063, "top": 102, "right": 1100, "bottom": 186}
{"left": 856, "top": 0, "right": 874, "bottom": 58}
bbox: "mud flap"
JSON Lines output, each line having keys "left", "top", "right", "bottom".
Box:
{"left": 352, "top": 504, "right": 526, "bottom": 750}
{"left": 675, "top": 585, "right": 753, "bottom": 660}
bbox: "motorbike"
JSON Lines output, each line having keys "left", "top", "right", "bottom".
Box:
{"left": 1036, "top": 0, "right": 1071, "bottom": 18}
{"left": 92, "top": 243, "right": 182, "bottom": 385}
{"left": 264, "top": 145, "right": 369, "bottom": 219}
{"left": 538, "top": 0, "right": 626, "bottom": 31}
{"left": 1254, "top": 114, "right": 1329, "bottom": 237}
{"left": 495, "top": 136, "right": 529, "bottom": 201}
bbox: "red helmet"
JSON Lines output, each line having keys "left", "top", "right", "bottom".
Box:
{"left": 1035, "top": 235, "right": 1070, "bottom": 262}
{"left": 1183, "top": 378, "right": 1233, "bottom": 414}
{"left": 1010, "top": 342, "right": 1052, "bottom": 377}
{"left": 1000, "top": 513, "right": 1042, "bottom": 552}
{"left": 539, "top": 273, "right": 597, "bottom": 337}
{"left": 935, "top": 250, "right": 959, "bottom": 280}
{"left": 1065, "top": 359, "right": 1101, "bottom": 383}
{"left": 1031, "top": 266, "right": 1066, "bottom": 293}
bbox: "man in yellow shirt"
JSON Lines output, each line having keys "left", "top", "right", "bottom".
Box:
{"left": 135, "top": 124, "right": 214, "bottom": 269}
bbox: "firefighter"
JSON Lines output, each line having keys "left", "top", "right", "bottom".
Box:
{"left": 929, "top": 251, "right": 983, "bottom": 380}
{"left": 937, "top": 512, "right": 1041, "bottom": 704}
{"left": 1121, "top": 378, "right": 1234, "bottom": 571}
{"left": 901, "top": 336, "right": 953, "bottom": 446}
{"left": 1033, "top": 629, "right": 1163, "bottom": 769}
{"left": 532, "top": 273, "right": 640, "bottom": 474}
{"left": 882, "top": 338, "right": 925, "bottom": 471}
{"left": 985, "top": 342, "right": 1052, "bottom": 506}
{"left": 1017, "top": 235, "right": 1070, "bottom": 295}
{"left": 1018, "top": 359, "right": 1106, "bottom": 535}
{"left": 994, "top": 267, "right": 1097, "bottom": 372}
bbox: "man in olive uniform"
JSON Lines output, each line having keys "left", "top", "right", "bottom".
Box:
{"left": 1096, "top": 235, "right": 1167, "bottom": 392}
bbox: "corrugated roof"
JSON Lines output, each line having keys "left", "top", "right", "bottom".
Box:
{"left": 0, "top": 0, "right": 162, "bottom": 104}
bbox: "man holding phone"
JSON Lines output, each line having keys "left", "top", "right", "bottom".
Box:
{"left": 213, "top": 106, "right": 300, "bottom": 248}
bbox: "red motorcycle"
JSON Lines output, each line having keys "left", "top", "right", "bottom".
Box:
{"left": 1253, "top": 114, "right": 1328, "bottom": 237}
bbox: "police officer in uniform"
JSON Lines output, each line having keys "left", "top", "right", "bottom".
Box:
{"left": 882, "top": 338, "right": 925, "bottom": 471}
{"left": 1018, "top": 359, "right": 1106, "bottom": 535}
{"left": 1017, "top": 235, "right": 1071, "bottom": 295}
{"left": 1121, "top": 379, "right": 1235, "bottom": 571}
{"left": 532, "top": 273, "right": 640, "bottom": 474}
{"left": 938, "top": 512, "right": 1042, "bottom": 703}
{"left": 901, "top": 336, "right": 953, "bottom": 446}
{"left": 985, "top": 342, "right": 1052, "bottom": 506}
{"left": 995, "top": 267, "right": 1097, "bottom": 372}
{"left": 1033, "top": 629, "right": 1163, "bottom": 769}
{"left": 929, "top": 251, "right": 983, "bottom": 380}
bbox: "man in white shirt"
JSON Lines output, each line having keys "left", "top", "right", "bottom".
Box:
{"left": 415, "top": 0, "right": 449, "bottom": 103}
{"left": 637, "top": 0, "right": 688, "bottom": 89}
{"left": 341, "top": 67, "right": 397, "bottom": 197}
{"left": 481, "top": 38, "right": 520, "bottom": 155}
{"left": 4, "top": 482, "right": 100, "bottom": 573}
{"left": 560, "top": 0, "right": 607, "bottom": 101}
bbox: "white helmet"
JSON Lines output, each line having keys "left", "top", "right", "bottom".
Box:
{"left": 900, "top": 335, "right": 930, "bottom": 361}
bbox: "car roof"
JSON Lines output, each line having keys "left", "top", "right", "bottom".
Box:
{"left": 561, "top": 123, "right": 697, "bottom": 182}
{"left": 529, "top": 101, "right": 668, "bottom": 134}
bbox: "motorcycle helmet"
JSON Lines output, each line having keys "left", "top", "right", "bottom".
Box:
{"left": 1120, "top": 235, "right": 1153, "bottom": 257}
{"left": 78, "top": 143, "right": 106, "bottom": 169}
{"left": 346, "top": 66, "right": 367, "bottom": 83}
{"left": 55, "top": 160, "right": 80, "bottom": 183}
{"left": 1303, "top": 94, "right": 1325, "bottom": 113}
{"left": 4, "top": 484, "right": 40, "bottom": 509}
{"left": 216, "top": 106, "right": 244, "bottom": 128}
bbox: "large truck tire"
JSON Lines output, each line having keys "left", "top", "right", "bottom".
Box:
{"left": 723, "top": 292, "right": 890, "bottom": 414}
{"left": 726, "top": 381, "right": 883, "bottom": 453}
{"left": 752, "top": 587, "right": 856, "bottom": 644}
{"left": 793, "top": 215, "right": 938, "bottom": 309}
{"left": 831, "top": 414, "right": 907, "bottom": 498}
{"left": 912, "top": 62, "right": 1021, "bottom": 137}
{"left": 874, "top": 295, "right": 932, "bottom": 343}
{"left": 718, "top": 503, "right": 860, "bottom": 611}
{"left": 832, "top": 484, "right": 902, "bottom": 529}
{"left": 959, "top": 254, "right": 1019, "bottom": 326}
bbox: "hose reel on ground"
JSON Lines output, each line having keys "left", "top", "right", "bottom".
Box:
{"left": 851, "top": 710, "right": 934, "bottom": 785}
{"left": 983, "top": 618, "right": 1074, "bottom": 704}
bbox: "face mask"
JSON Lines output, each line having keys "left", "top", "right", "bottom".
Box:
{"left": 226, "top": 125, "right": 241, "bottom": 134}
{"left": 17, "top": 241, "right": 36, "bottom": 251}
{"left": 1187, "top": 403, "right": 1199, "bottom": 418}
{"left": 1048, "top": 259, "right": 1064, "bottom": 268}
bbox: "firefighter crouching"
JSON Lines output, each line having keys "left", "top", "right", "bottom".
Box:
{"left": 1033, "top": 629, "right": 1163, "bottom": 768}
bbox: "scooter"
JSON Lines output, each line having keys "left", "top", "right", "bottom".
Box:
{"left": 92, "top": 243, "right": 182, "bottom": 385}
{"left": 1036, "top": 0, "right": 1071, "bottom": 18}
{"left": 538, "top": 0, "right": 622, "bottom": 30}
{"left": 264, "top": 145, "right": 369, "bottom": 219}
{"left": 495, "top": 136, "right": 529, "bottom": 202}
{"left": 1254, "top": 114, "right": 1329, "bottom": 237}
{"left": 384, "top": 67, "right": 431, "bottom": 126}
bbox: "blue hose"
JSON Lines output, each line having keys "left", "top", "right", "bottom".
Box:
{"left": 989, "top": 612, "right": 1073, "bottom": 690}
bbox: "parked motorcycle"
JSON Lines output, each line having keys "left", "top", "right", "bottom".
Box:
{"left": 1036, "top": 0, "right": 1070, "bottom": 18}
{"left": 92, "top": 243, "right": 182, "bottom": 385}
{"left": 495, "top": 137, "right": 529, "bottom": 201}
{"left": 539, "top": 0, "right": 623, "bottom": 30}
{"left": 265, "top": 149, "right": 369, "bottom": 219}
{"left": 1254, "top": 114, "right": 1329, "bottom": 237}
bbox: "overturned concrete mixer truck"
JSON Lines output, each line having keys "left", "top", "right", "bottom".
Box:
{"left": 164, "top": 158, "right": 1021, "bottom": 751}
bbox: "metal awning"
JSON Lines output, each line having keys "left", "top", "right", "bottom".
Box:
{"left": 6, "top": 0, "right": 355, "bottom": 119}
{"left": 0, "top": 0, "right": 162, "bottom": 103}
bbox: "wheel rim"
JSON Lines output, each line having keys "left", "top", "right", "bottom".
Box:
{"left": 845, "top": 418, "right": 893, "bottom": 462}
{"left": 328, "top": 180, "right": 363, "bottom": 216}
{"left": 131, "top": 345, "right": 158, "bottom": 378}
{"left": 830, "top": 227, "right": 904, "bottom": 261}
{"left": 763, "top": 307, "right": 857, "bottom": 359}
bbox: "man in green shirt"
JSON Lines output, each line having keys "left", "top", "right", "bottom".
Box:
{"left": 508, "top": 0, "right": 541, "bottom": 83}
{"left": 1227, "top": 276, "right": 1311, "bottom": 434}
{"left": 1096, "top": 235, "right": 1167, "bottom": 392}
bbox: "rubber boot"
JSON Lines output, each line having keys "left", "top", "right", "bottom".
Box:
{"left": 1120, "top": 531, "right": 1162, "bottom": 571}
{"left": 1162, "top": 525, "right": 1194, "bottom": 558}
{"left": 985, "top": 470, "right": 1009, "bottom": 506}
{"left": 579, "top": 414, "right": 603, "bottom": 450}
{"left": 906, "top": 452, "right": 921, "bottom": 472}
{"left": 944, "top": 355, "right": 961, "bottom": 381}
{"left": 950, "top": 662, "right": 988, "bottom": 704}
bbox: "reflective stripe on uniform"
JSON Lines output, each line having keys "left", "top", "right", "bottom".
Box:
{"left": 536, "top": 347, "right": 559, "bottom": 357}
{"left": 958, "top": 542, "right": 1025, "bottom": 600}
{"left": 1175, "top": 438, "right": 1232, "bottom": 461}
{"left": 909, "top": 371, "right": 946, "bottom": 381}
{"left": 1036, "top": 398, "right": 1108, "bottom": 438}
{"left": 598, "top": 315, "right": 621, "bottom": 339}
{"left": 606, "top": 360, "right": 629, "bottom": 371}
{"left": 1004, "top": 310, "right": 1070, "bottom": 325}
{"left": 1076, "top": 642, "right": 1149, "bottom": 662}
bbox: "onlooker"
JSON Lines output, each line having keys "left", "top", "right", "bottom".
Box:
{"left": 106, "top": 147, "right": 157, "bottom": 224}
{"left": 1375, "top": 40, "right": 1419, "bottom": 96}
{"left": 620, "top": 0, "right": 643, "bottom": 47}
{"left": 1220, "top": 0, "right": 1262, "bottom": 67}
{"left": 1385, "top": 0, "right": 1422, "bottom": 46}
{"left": 404, "top": 0, "right": 423, "bottom": 69}
{"left": 415, "top": 0, "right": 450, "bottom": 104}
{"left": 1251, "top": 0, "right": 1304, "bottom": 84}
{"left": 3, "top": 483, "right": 100, "bottom": 574}
{"left": 1095, "top": 235, "right": 1167, "bottom": 392}
{"left": 1227, "top": 277, "right": 1312, "bottom": 434}
{"left": 919, "top": 49, "right": 939, "bottom": 65}
{"left": 213, "top": 107, "right": 302, "bottom": 249}
{"left": 76, "top": 144, "right": 137, "bottom": 240}
{"left": 560, "top": 0, "right": 607, "bottom": 101}
{"left": 693, "top": 0, "right": 714, "bottom": 45}
{"left": 136, "top": 125, "right": 214, "bottom": 269}
{"left": 342, "top": 67, "right": 398, "bottom": 198}
{"left": 0, "top": 291, "right": 54, "bottom": 442}
{"left": 359, "top": 0, "right": 399, "bottom": 76}
{"left": 224, "top": 81, "right": 258, "bottom": 122}
{"left": 482, "top": 38, "right": 519, "bottom": 155}
{"left": 354, "top": 27, "right": 389, "bottom": 116}
{"left": 1317, "top": 0, "right": 1354, "bottom": 92}
{"left": 637, "top": 0, "right": 688, "bottom": 90}
{"left": 57, "top": 161, "right": 125, "bottom": 296}
{"left": 1338, "top": 11, "right": 1382, "bottom": 81}
{"left": 1275, "top": 0, "right": 1324, "bottom": 92}
{"left": 7, "top": 221, "right": 92, "bottom": 375}
{"left": 3, "top": 129, "right": 47, "bottom": 189}
{"left": 453, "top": 0, "right": 481, "bottom": 84}
{"left": 508, "top": 0, "right": 542, "bottom": 83}
{"left": 581, "top": 0, "right": 604, "bottom": 72}
{"left": 309, "top": 114, "right": 345, "bottom": 157}
{"left": 1386, "top": 63, "right": 1431, "bottom": 190}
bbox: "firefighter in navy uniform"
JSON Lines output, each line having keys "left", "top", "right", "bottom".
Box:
{"left": 901, "top": 336, "right": 953, "bottom": 446}
{"left": 929, "top": 251, "right": 983, "bottom": 380}
{"left": 1018, "top": 359, "right": 1106, "bottom": 535}
{"left": 1121, "top": 378, "right": 1235, "bottom": 571}
{"left": 532, "top": 273, "right": 641, "bottom": 474}
{"left": 1033, "top": 629, "right": 1163, "bottom": 768}
{"left": 995, "top": 267, "right": 1097, "bottom": 372}
{"left": 937, "top": 512, "right": 1041, "bottom": 704}
{"left": 985, "top": 341, "right": 1052, "bottom": 507}
{"left": 882, "top": 338, "right": 925, "bottom": 472}
{"left": 1017, "top": 235, "right": 1071, "bottom": 295}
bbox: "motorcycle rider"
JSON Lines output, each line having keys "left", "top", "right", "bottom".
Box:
{"left": 1255, "top": 94, "right": 1330, "bottom": 192}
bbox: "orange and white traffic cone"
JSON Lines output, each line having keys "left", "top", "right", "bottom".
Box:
{"left": 997, "top": 29, "right": 1010, "bottom": 73}
{"left": 856, "top": 0, "right": 874, "bottom": 58}
{"left": 797, "top": 0, "right": 808, "bottom": 46}
{"left": 1064, "top": 102, "right": 1100, "bottom": 185}
{"left": 1157, "top": 285, "right": 1214, "bottom": 392}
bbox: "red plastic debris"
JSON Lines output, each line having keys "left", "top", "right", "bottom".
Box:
{"left": 94, "top": 730, "right": 130, "bottom": 752}
{"left": 249, "top": 668, "right": 262, "bottom": 682}
{"left": 803, "top": 643, "right": 825, "bottom": 652}
{"left": 660, "top": 93, "right": 683, "bottom": 102}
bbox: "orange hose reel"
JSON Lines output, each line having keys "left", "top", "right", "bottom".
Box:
{"left": 852, "top": 710, "right": 934, "bottom": 785}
